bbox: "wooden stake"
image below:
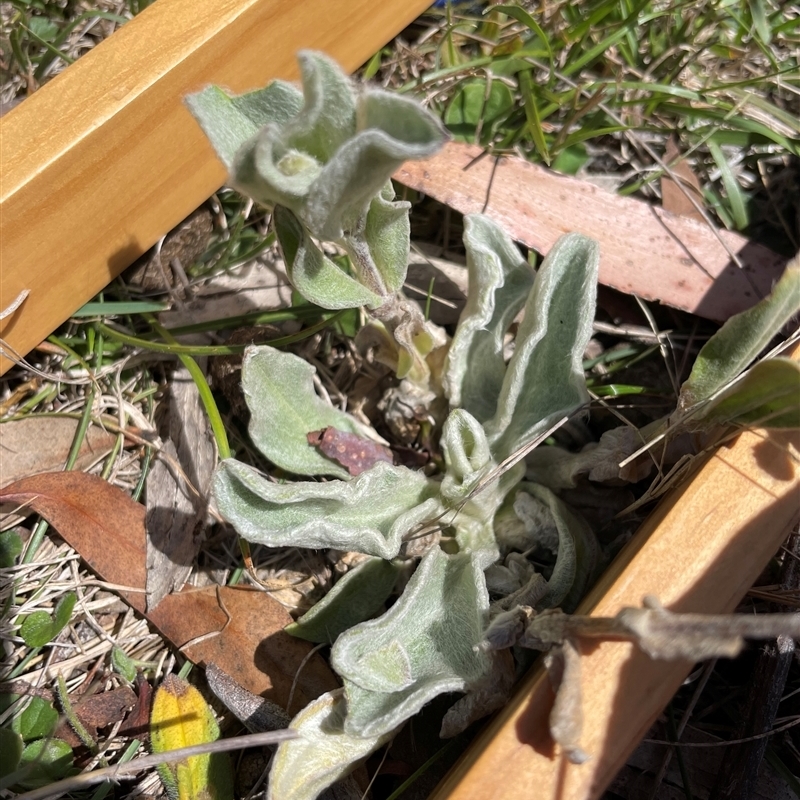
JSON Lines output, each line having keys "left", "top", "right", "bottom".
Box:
{"left": 0, "top": 0, "right": 432, "bottom": 374}
{"left": 431, "top": 377, "right": 800, "bottom": 800}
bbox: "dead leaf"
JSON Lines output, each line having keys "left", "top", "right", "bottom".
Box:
{"left": 54, "top": 685, "right": 137, "bottom": 748}
{"left": 307, "top": 427, "right": 394, "bottom": 476}
{"left": 0, "top": 417, "right": 118, "bottom": 488}
{"left": 661, "top": 136, "right": 705, "bottom": 222}
{"left": 145, "top": 365, "right": 216, "bottom": 609}
{"left": 118, "top": 673, "right": 152, "bottom": 740}
{"left": 0, "top": 472, "right": 337, "bottom": 708}
{"left": 439, "top": 649, "right": 516, "bottom": 738}
{"left": 394, "top": 142, "right": 787, "bottom": 322}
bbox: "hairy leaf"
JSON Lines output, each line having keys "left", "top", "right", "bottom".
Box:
{"left": 242, "top": 346, "right": 378, "bottom": 478}
{"left": 185, "top": 82, "right": 303, "bottom": 170}
{"left": 273, "top": 206, "right": 381, "bottom": 310}
{"left": 213, "top": 460, "right": 441, "bottom": 560}
{"left": 485, "top": 233, "right": 599, "bottom": 461}
{"left": 444, "top": 215, "right": 534, "bottom": 421}
{"left": 268, "top": 691, "right": 394, "bottom": 800}
{"left": 513, "top": 484, "right": 599, "bottom": 612}
{"left": 214, "top": 52, "right": 445, "bottom": 243}
{"left": 360, "top": 184, "right": 412, "bottom": 295}
{"left": 286, "top": 558, "right": 401, "bottom": 644}
{"left": 699, "top": 356, "right": 800, "bottom": 429}
{"left": 331, "top": 548, "right": 492, "bottom": 738}
{"left": 678, "top": 256, "right": 800, "bottom": 412}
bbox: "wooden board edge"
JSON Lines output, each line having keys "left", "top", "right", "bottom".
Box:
{"left": 0, "top": 0, "right": 432, "bottom": 375}
{"left": 430, "top": 384, "right": 800, "bottom": 798}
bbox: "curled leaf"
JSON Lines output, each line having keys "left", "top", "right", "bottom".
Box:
{"left": 444, "top": 215, "right": 534, "bottom": 421}
{"left": 185, "top": 82, "right": 303, "bottom": 170}
{"left": 512, "top": 484, "right": 599, "bottom": 613}
{"left": 273, "top": 206, "right": 382, "bottom": 310}
{"left": 213, "top": 459, "right": 441, "bottom": 560}
{"left": 331, "top": 548, "right": 492, "bottom": 738}
{"left": 267, "top": 690, "right": 394, "bottom": 800}
{"left": 485, "top": 232, "right": 599, "bottom": 461}
{"left": 286, "top": 558, "right": 401, "bottom": 644}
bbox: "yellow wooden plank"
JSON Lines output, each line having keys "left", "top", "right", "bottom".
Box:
{"left": 0, "top": 0, "right": 431, "bottom": 374}
{"left": 431, "top": 411, "right": 800, "bottom": 799}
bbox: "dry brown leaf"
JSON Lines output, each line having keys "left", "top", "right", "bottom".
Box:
{"left": 661, "top": 136, "right": 705, "bottom": 222}
{"left": 54, "top": 685, "right": 137, "bottom": 748}
{"left": 0, "top": 417, "right": 118, "bottom": 488}
{"left": 0, "top": 472, "right": 337, "bottom": 708}
{"left": 145, "top": 365, "right": 216, "bottom": 610}
{"left": 395, "top": 142, "right": 787, "bottom": 322}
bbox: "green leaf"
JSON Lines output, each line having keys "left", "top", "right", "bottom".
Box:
{"left": 267, "top": 691, "right": 395, "bottom": 800}
{"left": 485, "top": 233, "right": 599, "bottom": 461}
{"left": 284, "top": 51, "right": 357, "bottom": 162}
{"left": 444, "top": 215, "right": 535, "bottom": 422}
{"left": 700, "top": 357, "right": 800, "bottom": 429}
{"left": 519, "top": 69, "right": 550, "bottom": 164}
{"left": 185, "top": 82, "right": 303, "bottom": 169}
{"left": 707, "top": 139, "right": 748, "bottom": 230}
{"left": 552, "top": 143, "right": 590, "bottom": 175}
{"left": 443, "top": 79, "right": 514, "bottom": 144}
{"left": 27, "top": 16, "right": 59, "bottom": 41}
{"left": 213, "top": 459, "right": 442, "bottom": 560}
{"left": 19, "top": 612, "right": 53, "bottom": 648}
{"left": 273, "top": 206, "right": 382, "bottom": 310}
{"left": 331, "top": 548, "right": 493, "bottom": 738}
{"left": 0, "top": 529, "right": 23, "bottom": 567}
{"left": 513, "top": 484, "right": 599, "bottom": 612}
{"left": 18, "top": 593, "right": 76, "bottom": 648}
{"left": 12, "top": 696, "right": 58, "bottom": 742}
{"left": 17, "top": 738, "right": 74, "bottom": 789}
{"left": 361, "top": 184, "right": 412, "bottom": 295}
{"left": 0, "top": 728, "right": 23, "bottom": 780}
{"left": 303, "top": 87, "right": 446, "bottom": 240}
{"left": 439, "top": 408, "right": 494, "bottom": 506}
{"left": 678, "top": 257, "right": 800, "bottom": 412}
{"left": 52, "top": 592, "right": 76, "bottom": 633}
{"left": 286, "top": 558, "right": 401, "bottom": 644}
{"left": 241, "top": 346, "right": 380, "bottom": 478}
{"left": 111, "top": 647, "right": 138, "bottom": 683}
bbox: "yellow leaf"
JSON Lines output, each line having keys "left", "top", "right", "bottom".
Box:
{"left": 150, "top": 674, "right": 233, "bottom": 800}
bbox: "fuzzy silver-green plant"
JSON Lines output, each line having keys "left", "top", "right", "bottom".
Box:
{"left": 210, "top": 215, "right": 601, "bottom": 800}
{"left": 187, "top": 51, "right": 448, "bottom": 384}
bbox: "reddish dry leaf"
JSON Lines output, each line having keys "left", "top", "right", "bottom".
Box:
{"left": 0, "top": 417, "right": 119, "bottom": 488}
{"left": 0, "top": 472, "right": 337, "bottom": 707}
{"left": 394, "top": 142, "right": 788, "bottom": 322}
{"left": 55, "top": 685, "right": 137, "bottom": 748}
{"left": 307, "top": 427, "right": 394, "bottom": 476}
{"left": 118, "top": 673, "right": 152, "bottom": 740}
